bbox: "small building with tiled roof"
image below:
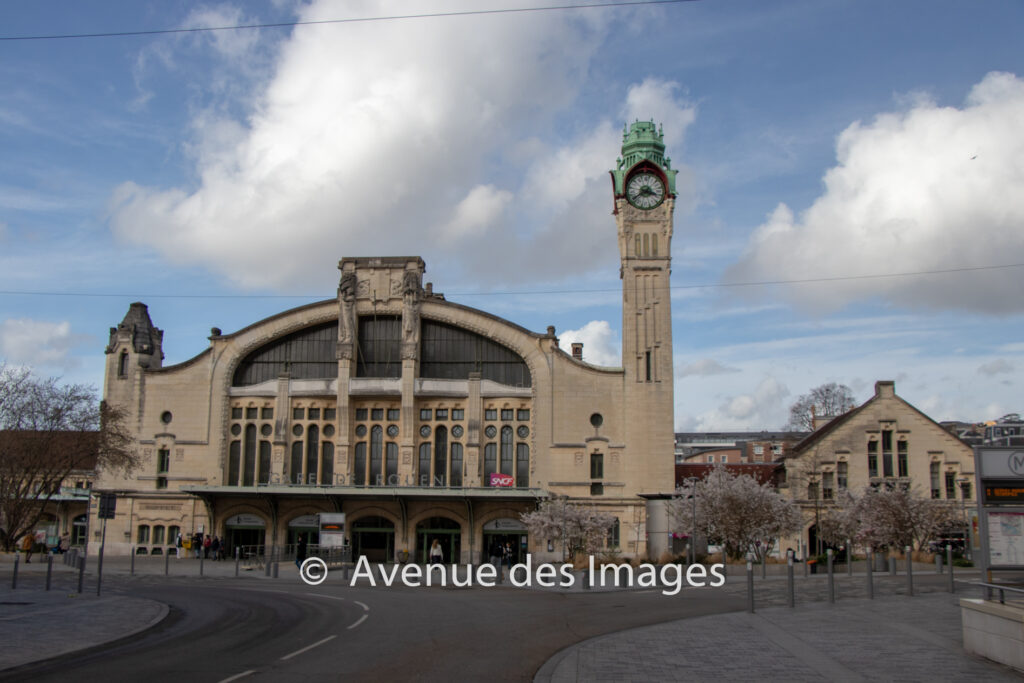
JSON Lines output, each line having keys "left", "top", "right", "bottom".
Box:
{"left": 779, "top": 380, "right": 975, "bottom": 557}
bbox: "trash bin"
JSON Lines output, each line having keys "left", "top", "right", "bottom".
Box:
{"left": 808, "top": 561, "right": 818, "bottom": 574}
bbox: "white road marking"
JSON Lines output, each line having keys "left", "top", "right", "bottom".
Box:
{"left": 217, "top": 670, "right": 255, "bottom": 683}
{"left": 354, "top": 600, "right": 369, "bottom": 611}
{"left": 280, "top": 634, "right": 337, "bottom": 661}
{"left": 306, "top": 593, "right": 346, "bottom": 601}
{"left": 347, "top": 614, "right": 368, "bottom": 630}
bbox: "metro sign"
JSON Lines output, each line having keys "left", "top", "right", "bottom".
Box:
{"left": 490, "top": 473, "right": 514, "bottom": 488}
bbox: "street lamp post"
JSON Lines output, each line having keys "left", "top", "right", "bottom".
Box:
{"left": 684, "top": 477, "right": 699, "bottom": 565}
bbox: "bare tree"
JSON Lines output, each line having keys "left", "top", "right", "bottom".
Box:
{"left": 520, "top": 500, "right": 615, "bottom": 561}
{"left": 785, "top": 382, "right": 857, "bottom": 431}
{"left": 0, "top": 365, "right": 138, "bottom": 550}
{"left": 670, "top": 467, "right": 802, "bottom": 560}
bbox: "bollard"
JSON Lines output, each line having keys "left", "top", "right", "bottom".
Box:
{"left": 866, "top": 548, "right": 874, "bottom": 599}
{"left": 946, "top": 545, "right": 955, "bottom": 593}
{"left": 11, "top": 553, "right": 19, "bottom": 589}
{"left": 46, "top": 554, "right": 53, "bottom": 591}
{"left": 235, "top": 547, "right": 240, "bottom": 577}
{"left": 77, "top": 556, "right": 85, "bottom": 594}
{"left": 905, "top": 545, "right": 913, "bottom": 596}
{"left": 787, "top": 555, "right": 795, "bottom": 608}
{"left": 343, "top": 560, "right": 350, "bottom": 582}
{"left": 827, "top": 549, "right": 835, "bottom": 603}
{"left": 273, "top": 562, "right": 279, "bottom": 579}
{"left": 889, "top": 552, "right": 896, "bottom": 576}
{"left": 935, "top": 554, "right": 943, "bottom": 574}
{"left": 746, "top": 559, "right": 754, "bottom": 613}
{"left": 165, "top": 549, "right": 170, "bottom": 576}
{"left": 131, "top": 549, "right": 136, "bottom": 576}
{"left": 846, "top": 540, "right": 853, "bottom": 578}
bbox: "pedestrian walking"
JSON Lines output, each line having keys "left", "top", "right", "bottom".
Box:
{"left": 175, "top": 532, "right": 183, "bottom": 559}
{"left": 203, "top": 534, "right": 212, "bottom": 559}
{"left": 295, "top": 534, "right": 308, "bottom": 568}
{"left": 211, "top": 536, "right": 221, "bottom": 561}
{"left": 193, "top": 532, "right": 203, "bottom": 559}
{"left": 430, "top": 539, "right": 443, "bottom": 565}
{"left": 489, "top": 539, "right": 503, "bottom": 573}
{"left": 21, "top": 532, "right": 34, "bottom": 563}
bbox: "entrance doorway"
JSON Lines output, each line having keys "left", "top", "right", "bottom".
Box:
{"left": 287, "top": 514, "right": 320, "bottom": 552}
{"left": 224, "top": 513, "right": 266, "bottom": 558}
{"left": 416, "top": 516, "right": 461, "bottom": 564}
{"left": 482, "top": 517, "right": 528, "bottom": 565}
{"left": 352, "top": 516, "right": 396, "bottom": 562}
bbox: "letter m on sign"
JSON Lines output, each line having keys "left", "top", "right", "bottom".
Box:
{"left": 1009, "top": 451, "right": 1024, "bottom": 477}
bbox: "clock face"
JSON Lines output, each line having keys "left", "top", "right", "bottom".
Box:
{"left": 626, "top": 172, "right": 665, "bottom": 209}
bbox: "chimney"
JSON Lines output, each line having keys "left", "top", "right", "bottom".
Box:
{"left": 571, "top": 342, "right": 584, "bottom": 360}
{"left": 875, "top": 380, "right": 895, "bottom": 398}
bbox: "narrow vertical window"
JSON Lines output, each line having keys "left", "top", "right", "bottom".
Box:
{"left": 500, "top": 426, "right": 513, "bottom": 475}
{"left": 321, "top": 441, "right": 334, "bottom": 485}
{"left": 354, "top": 442, "right": 367, "bottom": 486}
{"left": 418, "top": 443, "right": 431, "bottom": 486}
{"left": 645, "top": 351, "right": 652, "bottom": 381}
{"left": 930, "top": 462, "right": 941, "bottom": 498}
{"left": 651, "top": 233, "right": 658, "bottom": 257}
{"left": 867, "top": 440, "right": 878, "bottom": 478}
{"left": 385, "top": 442, "right": 398, "bottom": 484}
{"left": 897, "top": 440, "right": 908, "bottom": 477}
{"left": 291, "top": 442, "right": 303, "bottom": 484}
{"left": 590, "top": 452, "right": 604, "bottom": 479}
{"left": 642, "top": 233, "right": 649, "bottom": 257}
{"left": 634, "top": 234, "right": 641, "bottom": 257}
{"left": 434, "top": 426, "right": 448, "bottom": 486}
{"left": 306, "top": 425, "right": 319, "bottom": 485}
{"left": 137, "top": 525, "right": 150, "bottom": 544}
{"left": 484, "top": 443, "right": 497, "bottom": 486}
{"left": 118, "top": 351, "right": 129, "bottom": 378}
{"left": 516, "top": 443, "right": 529, "bottom": 488}
{"left": 243, "top": 425, "right": 256, "bottom": 486}
{"left": 945, "top": 471, "right": 956, "bottom": 499}
{"left": 370, "top": 425, "right": 382, "bottom": 486}
{"left": 258, "top": 441, "right": 271, "bottom": 485}
{"left": 450, "top": 443, "right": 463, "bottom": 487}
{"left": 837, "top": 461, "right": 848, "bottom": 490}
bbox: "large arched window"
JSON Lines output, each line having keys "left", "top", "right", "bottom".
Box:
{"left": 420, "top": 321, "right": 531, "bottom": 387}
{"left": 233, "top": 321, "right": 338, "bottom": 386}
{"left": 418, "top": 443, "right": 431, "bottom": 486}
{"left": 450, "top": 443, "right": 463, "bottom": 487}
{"left": 354, "top": 442, "right": 367, "bottom": 486}
{"left": 243, "top": 424, "right": 257, "bottom": 486}
{"left": 516, "top": 443, "right": 529, "bottom": 488}
{"left": 434, "top": 426, "right": 448, "bottom": 486}
{"left": 306, "top": 425, "right": 319, "bottom": 485}
{"left": 483, "top": 443, "right": 497, "bottom": 486}
{"left": 370, "top": 426, "right": 383, "bottom": 486}
{"left": 321, "top": 441, "right": 334, "bottom": 485}
{"left": 291, "top": 442, "right": 303, "bottom": 484}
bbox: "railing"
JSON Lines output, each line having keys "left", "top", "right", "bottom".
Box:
{"left": 234, "top": 543, "right": 351, "bottom": 569}
{"left": 978, "top": 582, "right": 1024, "bottom": 605}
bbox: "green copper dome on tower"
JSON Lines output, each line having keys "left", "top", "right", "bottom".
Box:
{"left": 610, "top": 120, "right": 678, "bottom": 197}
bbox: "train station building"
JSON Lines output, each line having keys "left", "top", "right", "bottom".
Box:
{"left": 91, "top": 121, "right": 678, "bottom": 563}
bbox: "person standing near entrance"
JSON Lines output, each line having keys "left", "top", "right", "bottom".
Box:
{"left": 21, "top": 533, "right": 34, "bottom": 563}
{"left": 489, "top": 539, "right": 503, "bottom": 573}
{"left": 430, "top": 539, "right": 443, "bottom": 565}
{"left": 296, "top": 534, "right": 308, "bottom": 568}
{"left": 504, "top": 542, "right": 515, "bottom": 572}
{"left": 175, "top": 532, "right": 183, "bottom": 558}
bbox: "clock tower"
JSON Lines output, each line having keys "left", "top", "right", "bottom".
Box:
{"left": 611, "top": 120, "right": 676, "bottom": 466}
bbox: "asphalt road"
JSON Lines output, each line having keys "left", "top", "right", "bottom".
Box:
{"left": 2, "top": 574, "right": 746, "bottom": 682}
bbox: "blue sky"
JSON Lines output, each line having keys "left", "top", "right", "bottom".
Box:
{"left": 2, "top": 0, "right": 1023, "bottom": 430}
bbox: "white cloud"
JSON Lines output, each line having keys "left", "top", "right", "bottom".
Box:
{"left": 688, "top": 376, "right": 790, "bottom": 431}
{"left": 558, "top": 320, "right": 620, "bottom": 366}
{"left": 441, "top": 185, "right": 512, "bottom": 241}
{"left": 679, "top": 358, "right": 740, "bottom": 377}
{"left": 726, "top": 71, "right": 1024, "bottom": 313}
{"left": 0, "top": 319, "right": 86, "bottom": 368}
{"left": 109, "top": 0, "right": 646, "bottom": 291}
{"left": 978, "top": 359, "right": 1015, "bottom": 376}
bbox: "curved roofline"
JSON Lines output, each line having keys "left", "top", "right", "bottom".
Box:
{"left": 150, "top": 347, "right": 212, "bottom": 374}
{"left": 215, "top": 298, "right": 337, "bottom": 340}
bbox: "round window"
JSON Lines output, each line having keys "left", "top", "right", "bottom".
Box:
{"left": 323, "top": 424, "right": 335, "bottom": 437}
{"left": 230, "top": 423, "right": 241, "bottom": 436}
{"left": 160, "top": 411, "right": 172, "bottom": 425}
{"left": 451, "top": 425, "right": 464, "bottom": 438}
{"left": 485, "top": 425, "right": 497, "bottom": 439}
{"left": 292, "top": 424, "right": 304, "bottom": 437}
{"left": 590, "top": 413, "right": 603, "bottom": 428}
{"left": 387, "top": 424, "right": 399, "bottom": 438}
{"left": 420, "top": 425, "right": 431, "bottom": 438}
{"left": 517, "top": 425, "right": 529, "bottom": 438}
{"left": 355, "top": 424, "right": 367, "bottom": 437}
{"left": 260, "top": 424, "right": 272, "bottom": 437}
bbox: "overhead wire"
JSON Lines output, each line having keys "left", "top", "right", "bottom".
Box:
{"left": 0, "top": 0, "right": 698, "bottom": 42}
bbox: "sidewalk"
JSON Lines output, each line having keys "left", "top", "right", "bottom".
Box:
{"left": 535, "top": 588, "right": 1022, "bottom": 682}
